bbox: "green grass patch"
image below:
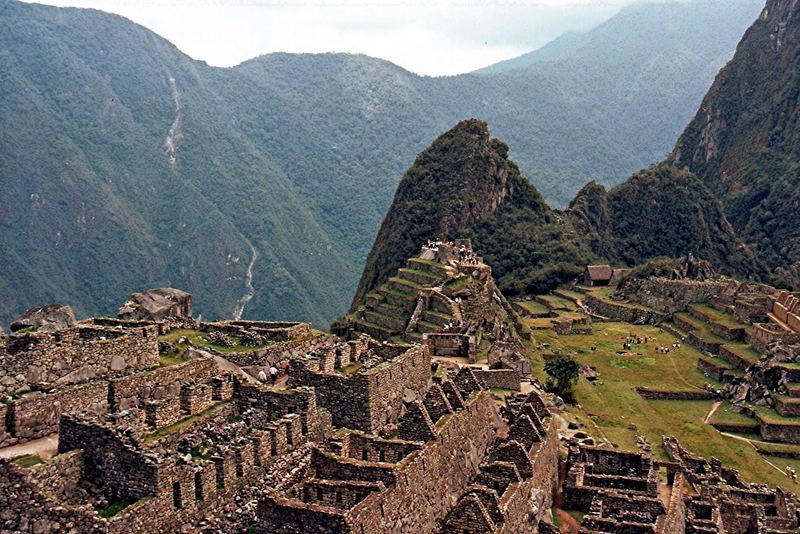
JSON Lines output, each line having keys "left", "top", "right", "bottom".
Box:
{"left": 689, "top": 304, "right": 748, "bottom": 330}
{"left": 11, "top": 454, "right": 42, "bottom": 468}
{"left": 96, "top": 499, "right": 137, "bottom": 518}
{"left": 514, "top": 300, "right": 550, "bottom": 315}
{"left": 337, "top": 362, "right": 363, "bottom": 375}
{"left": 538, "top": 294, "right": 577, "bottom": 311}
{"left": 526, "top": 321, "right": 797, "bottom": 489}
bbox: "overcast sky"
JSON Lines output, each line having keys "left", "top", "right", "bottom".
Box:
{"left": 26, "top": 0, "right": 654, "bottom": 75}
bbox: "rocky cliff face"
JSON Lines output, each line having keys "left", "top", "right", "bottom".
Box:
{"left": 670, "top": 0, "right": 800, "bottom": 286}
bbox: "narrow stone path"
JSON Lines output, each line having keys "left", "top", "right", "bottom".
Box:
{"left": 0, "top": 434, "right": 58, "bottom": 460}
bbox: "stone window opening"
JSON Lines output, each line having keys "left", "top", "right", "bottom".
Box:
{"left": 362, "top": 448, "right": 369, "bottom": 461}
{"left": 271, "top": 439, "right": 277, "bottom": 456}
{"left": 194, "top": 472, "right": 203, "bottom": 501}
{"left": 173, "top": 481, "right": 183, "bottom": 509}
{"left": 336, "top": 491, "right": 342, "bottom": 504}
{"left": 379, "top": 450, "right": 386, "bottom": 462}
{"left": 316, "top": 487, "right": 323, "bottom": 501}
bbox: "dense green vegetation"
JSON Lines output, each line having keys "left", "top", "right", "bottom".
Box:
{"left": 568, "top": 165, "right": 761, "bottom": 278}
{"left": 0, "top": 0, "right": 762, "bottom": 327}
{"left": 671, "top": 0, "right": 800, "bottom": 288}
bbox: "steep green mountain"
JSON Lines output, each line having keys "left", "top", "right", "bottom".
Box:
{"left": 0, "top": 0, "right": 351, "bottom": 326}
{"left": 568, "top": 166, "right": 761, "bottom": 278}
{"left": 0, "top": 0, "right": 763, "bottom": 327}
{"left": 351, "top": 119, "right": 597, "bottom": 307}
{"left": 353, "top": 123, "right": 761, "bottom": 311}
{"left": 670, "top": 0, "right": 800, "bottom": 287}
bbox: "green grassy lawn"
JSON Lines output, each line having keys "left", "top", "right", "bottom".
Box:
{"left": 557, "top": 289, "right": 587, "bottom": 301}
{"left": 673, "top": 312, "right": 731, "bottom": 344}
{"left": 11, "top": 454, "right": 42, "bottom": 468}
{"left": 528, "top": 321, "right": 797, "bottom": 489}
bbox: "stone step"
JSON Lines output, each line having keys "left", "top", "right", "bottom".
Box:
{"left": 397, "top": 268, "right": 443, "bottom": 287}
{"left": 353, "top": 319, "right": 395, "bottom": 341}
{"left": 416, "top": 320, "right": 442, "bottom": 334}
{"left": 388, "top": 276, "right": 422, "bottom": 294}
{"left": 366, "top": 292, "right": 384, "bottom": 307}
{"left": 378, "top": 287, "right": 417, "bottom": 312}
{"left": 363, "top": 309, "right": 406, "bottom": 332}
{"left": 375, "top": 301, "right": 407, "bottom": 318}
{"left": 787, "top": 383, "right": 800, "bottom": 398}
{"left": 423, "top": 309, "right": 453, "bottom": 326}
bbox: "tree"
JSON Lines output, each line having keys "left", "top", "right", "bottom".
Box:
{"left": 544, "top": 355, "right": 581, "bottom": 403}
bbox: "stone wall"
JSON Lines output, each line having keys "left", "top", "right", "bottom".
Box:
{"left": 200, "top": 321, "right": 311, "bottom": 341}
{"left": 472, "top": 369, "right": 521, "bottom": 391}
{"left": 221, "top": 334, "right": 335, "bottom": 369}
{"left": 625, "top": 278, "right": 728, "bottom": 314}
{"left": 756, "top": 414, "right": 800, "bottom": 444}
{"left": 634, "top": 387, "right": 715, "bottom": 401}
{"left": 290, "top": 345, "right": 430, "bottom": 433}
{"left": 7, "top": 380, "right": 109, "bottom": 441}
{"left": 109, "top": 358, "right": 218, "bottom": 411}
{"left": 0, "top": 325, "right": 159, "bottom": 397}
{"left": 584, "top": 297, "right": 667, "bottom": 325}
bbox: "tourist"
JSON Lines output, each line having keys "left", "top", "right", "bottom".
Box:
{"left": 269, "top": 365, "right": 279, "bottom": 385}
{"left": 258, "top": 368, "right": 267, "bottom": 382}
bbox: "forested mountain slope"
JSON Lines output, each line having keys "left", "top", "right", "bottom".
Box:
{"left": 352, "top": 121, "right": 758, "bottom": 310}
{"left": 0, "top": 0, "right": 762, "bottom": 326}
{"left": 671, "top": 0, "right": 800, "bottom": 287}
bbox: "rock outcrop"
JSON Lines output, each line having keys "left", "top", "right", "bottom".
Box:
{"left": 10, "top": 304, "right": 76, "bottom": 333}
{"left": 118, "top": 288, "right": 193, "bottom": 321}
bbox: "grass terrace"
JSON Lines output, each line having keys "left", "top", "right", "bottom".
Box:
{"left": 142, "top": 402, "right": 229, "bottom": 444}
{"left": 537, "top": 294, "right": 577, "bottom": 311}
{"left": 689, "top": 303, "right": 750, "bottom": 331}
{"left": 529, "top": 321, "right": 798, "bottom": 488}
{"left": 708, "top": 402, "right": 759, "bottom": 427}
{"left": 514, "top": 300, "right": 550, "bottom": 315}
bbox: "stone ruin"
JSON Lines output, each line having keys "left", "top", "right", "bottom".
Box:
{"left": 257, "top": 383, "right": 558, "bottom": 533}
{"left": 0, "top": 289, "right": 562, "bottom": 533}
{"left": 663, "top": 436, "right": 800, "bottom": 533}
{"left": 341, "top": 242, "right": 526, "bottom": 352}
{"left": 562, "top": 435, "right": 800, "bottom": 533}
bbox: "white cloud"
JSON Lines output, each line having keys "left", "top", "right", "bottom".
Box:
{"left": 23, "top": 0, "right": 644, "bottom": 75}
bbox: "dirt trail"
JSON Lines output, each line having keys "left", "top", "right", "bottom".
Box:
{"left": 720, "top": 431, "right": 789, "bottom": 477}
{"left": 233, "top": 242, "right": 257, "bottom": 320}
{"left": 704, "top": 400, "right": 722, "bottom": 424}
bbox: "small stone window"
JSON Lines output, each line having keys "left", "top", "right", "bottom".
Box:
{"left": 362, "top": 448, "right": 369, "bottom": 461}
{"left": 336, "top": 492, "right": 342, "bottom": 504}
{"left": 194, "top": 472, "right": 203, "bottom": 501}
{"left": 379, "top": 450, "right": 386, "bottom": 462}
{"left": 173, "top": 481, "right": 183, "bottom": 509}
{"left": 316, "top": 487, "right": 323, "bottom": 500}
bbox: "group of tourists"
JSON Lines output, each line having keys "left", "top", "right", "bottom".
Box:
{"left": 258, "top": 363, "right": 290, "bottom": 386}
{"left": 422, "top": 240, "right": 480, "bottom": 265}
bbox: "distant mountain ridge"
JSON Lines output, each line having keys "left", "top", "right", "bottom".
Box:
{"left": 0, "top": 0, "right": 763, "bottom": 327}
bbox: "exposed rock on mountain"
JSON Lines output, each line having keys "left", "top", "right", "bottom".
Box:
{"left": 671, "top": 0, "right": 800, "bottom": 286}
{"left": 118, "top": 288, "right": 193, "bottom": 321}
{"left": 10, "top": 304, "right": 76, "bottom": 333}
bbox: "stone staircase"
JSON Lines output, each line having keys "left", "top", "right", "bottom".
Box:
{"left": 351, "top": 258, "right": 456, "bottom": 342}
